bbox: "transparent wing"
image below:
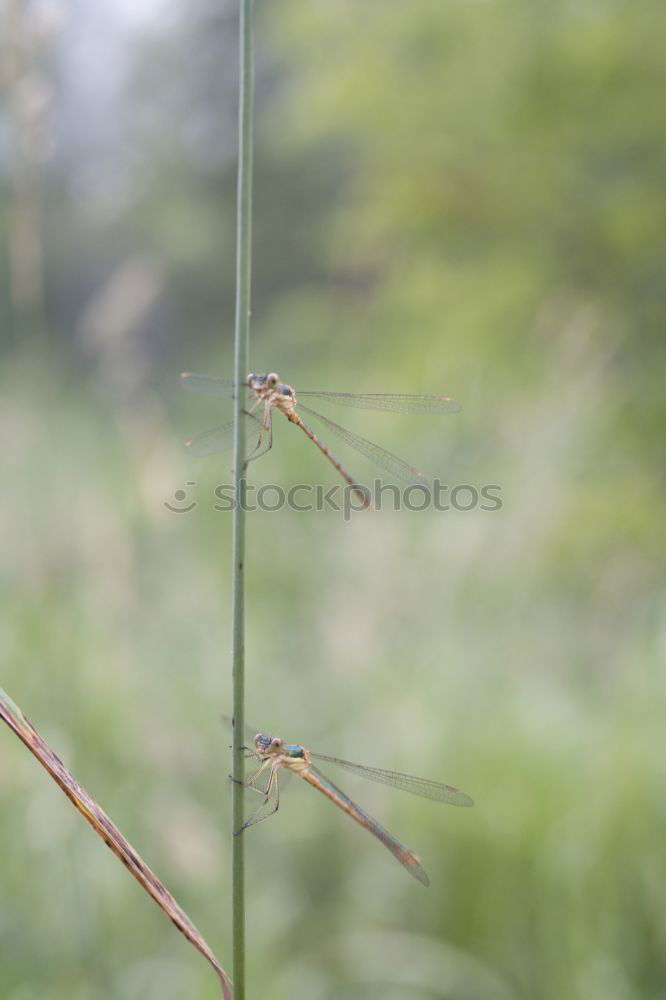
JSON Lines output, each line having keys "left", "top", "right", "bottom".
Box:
{"left": 298, "top": 391, "right": 461, "bottom": 415}
{"left": 185, "top": 419, "right": 235, "bottom": 457}
{"left": 185, "top": 412, "right": 262, "bottom": 457}
{"left": 298, "top": 404, "right": 429, "bottom": 485}
{"left": 180, "top": 373, "right": 237, "bottom": 398}
{"left": 180, "top": 374, "right": 461, "bottom": 414}
{"left": 310, "top": 753, "right": 473, "bottom": 807}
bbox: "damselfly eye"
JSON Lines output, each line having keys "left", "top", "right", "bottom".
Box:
{"left": 271, "top": 737, "right": 282, "bottom": 748}
{"left": 246, "top": 373, "right": 254, "bottom": 386}
{"left": 267, "top": 373, "right": 279, "bottom": 388}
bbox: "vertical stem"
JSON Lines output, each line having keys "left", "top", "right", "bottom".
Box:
{"left": 231, "top": 1, "right": 254, "bottom": 997}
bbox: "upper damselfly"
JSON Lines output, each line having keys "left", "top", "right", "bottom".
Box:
{"left": 180, "top": 372, "right": 460, "bottom": 509}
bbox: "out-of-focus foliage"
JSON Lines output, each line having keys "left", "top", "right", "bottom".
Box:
{"left": 1, "top": 1, "right": 664, "bottom": 998}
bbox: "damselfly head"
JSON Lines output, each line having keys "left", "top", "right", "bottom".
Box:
{"left": 255, "top": 732, "right": 283, "bottom": 754}
{"left": 247, "top": 372, "right": 282, "bottom": 391}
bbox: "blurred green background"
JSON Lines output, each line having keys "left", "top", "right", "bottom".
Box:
{"left": 1, "top": 1, "right": 664, "bottom": 998}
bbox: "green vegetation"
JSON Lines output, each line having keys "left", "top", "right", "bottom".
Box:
{"left": 1, "top": 1, "right": 664, "bottom": 997}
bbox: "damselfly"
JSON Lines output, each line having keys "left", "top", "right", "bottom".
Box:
{"left": 180, "top": 372, "right": 460, "bottom": 509}
{"left": 232, "top": 724, "right": 473, "bottom": 887}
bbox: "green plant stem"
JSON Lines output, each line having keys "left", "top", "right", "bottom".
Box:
{"left": 231, "top": 0, "right": 254, "bottom": 997}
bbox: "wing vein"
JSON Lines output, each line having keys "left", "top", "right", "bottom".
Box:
{"left": 298, "top": 391, "right": 461, "bottom": 415}
{"left": 310, "top": 753, "right": 473, "bottom": 806}
{"left": 298, "top": 405, "right": 428, "bottom": 484}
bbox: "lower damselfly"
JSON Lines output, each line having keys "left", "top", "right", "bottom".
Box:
{"left": 230, "top": 723, "right": 473, "bottom": 887}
